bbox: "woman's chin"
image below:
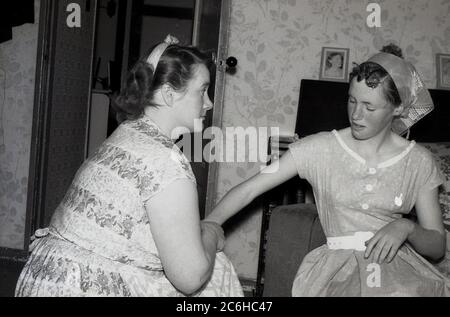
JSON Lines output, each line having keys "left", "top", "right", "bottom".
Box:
{"left": 351, "top": 127, "right": 369, "bottom": 140}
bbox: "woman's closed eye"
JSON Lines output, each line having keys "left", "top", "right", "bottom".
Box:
{"left": 364, "top": 104, "right": 376, "bottom": 112}
{"left": 201, "top": 87, "right": 209, "bottom": 96}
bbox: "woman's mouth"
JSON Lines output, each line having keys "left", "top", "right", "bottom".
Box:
{"left": 352, "top": 122, "right": 365, "bottom": 130}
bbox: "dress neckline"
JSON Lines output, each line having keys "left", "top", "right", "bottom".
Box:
{"left": 332, "top": 130, "right": 416, "bottom": 169}
{"left": 140, "top": 114, "right": 174, "bottom": 139}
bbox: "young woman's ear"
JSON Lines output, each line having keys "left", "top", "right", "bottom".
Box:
{"left": 393, "top": 105, "right": 405, "bottom": 117}
{"left": 161, "top": 84, "right": 175, "bottom": 107}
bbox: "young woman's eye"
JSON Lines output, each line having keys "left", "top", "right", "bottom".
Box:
{"left": 366, "top": 106, "right": 376, "bottom": 112}
{"left": 348, "top": 98, "right": 356, "bottom": 104}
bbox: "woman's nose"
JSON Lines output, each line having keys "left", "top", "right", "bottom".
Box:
{"left": 351, "top": 104, "right": 364, "bottom": 121}
{"left": 203, "top": 96, "right": 213, "bottom": 111}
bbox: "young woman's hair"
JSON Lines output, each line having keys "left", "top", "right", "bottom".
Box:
{"left": 349, "top": 44, "right": 404, "bottom": 107}
{"left": 113, "top": 45, "right": 211, "bottom": 123}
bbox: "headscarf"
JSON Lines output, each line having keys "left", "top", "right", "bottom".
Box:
{"left": 367, "top": 52, "right": 434, "bottom": 136}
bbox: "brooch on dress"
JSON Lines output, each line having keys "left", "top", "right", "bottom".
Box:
{"left": 395, "top": 194, "right": 403, "bottom": 207}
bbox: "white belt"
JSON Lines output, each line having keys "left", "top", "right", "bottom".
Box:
{"left": 327, "top": 232, "right": 374, "bottom": 251}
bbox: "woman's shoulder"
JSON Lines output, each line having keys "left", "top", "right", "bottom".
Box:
{"left": 289, "top": 131, "right": 337, "bottom": 154}
{"left": 294, "top": 130, "right": 336, "bottom": 144}
{"left": 410, "top": 142, "right": 436, "bottom": 161}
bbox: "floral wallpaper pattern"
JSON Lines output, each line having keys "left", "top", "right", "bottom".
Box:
{"left": 0, "top": 0, "right": 40, "bottom": 250}
{"left": 218, "top": 0, "right": 450, "bottom": 280}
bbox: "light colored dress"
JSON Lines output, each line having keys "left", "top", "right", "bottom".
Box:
{"left": 15, "top": 115, "right": 243, "bottom": 297}
{"left": 289, "top": 130, "right": 450, "bottom": 297}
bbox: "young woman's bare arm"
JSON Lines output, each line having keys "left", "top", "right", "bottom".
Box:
{"left": 206, "top": 150, "right": 299, "bottom": 225}
{"left": 365, "top": 187, "right": 446, "bottom": 263}
{"left": 408, "top": 187, "right": 446, "bottom": 260}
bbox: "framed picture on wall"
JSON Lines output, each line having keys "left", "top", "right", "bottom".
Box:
{"left": 436, "top": 53, "right": 450, "bottom": 90}
{"left": 319, "top": 47, "right": 350, "bottom": 83}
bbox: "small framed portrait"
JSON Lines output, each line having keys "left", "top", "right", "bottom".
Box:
{"left": 319, "top": 47, "right": 350, "bottom": 82}
{"left": 436, "top": 53, "right": 450, "bottom": 90}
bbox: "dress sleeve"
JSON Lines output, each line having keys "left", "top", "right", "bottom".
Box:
{"left": 418, "top": 149, "right": 445, "bottom": 193}
{"left": 138, "top": 146, "right": 197, "bottom": 203}
{"left": 288, "top": 133, "right": 326, "bottom": 181}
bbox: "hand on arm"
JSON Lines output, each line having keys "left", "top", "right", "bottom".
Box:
{"left": 206, "top": 150, "right": 299, "bottom": 225}
{"left": 201, "top": 220, "right": 225, "bottom": 252}
{"left": 365, "top": 187, "right": 446, "bottom": 263}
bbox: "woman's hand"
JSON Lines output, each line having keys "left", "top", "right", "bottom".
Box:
{"left": 201, "top": 221, "right": 225, "bottom": 252}
{"left": 364, "top": 218, "right": 415, "bottom": 264}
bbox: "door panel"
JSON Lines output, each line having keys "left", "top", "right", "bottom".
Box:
{"left": 31, "top": 0, "right": 97, "bottom": 230}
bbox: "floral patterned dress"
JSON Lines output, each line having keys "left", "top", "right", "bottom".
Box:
{"left": 15, "top": 116, "right": 243, "bottom": 297}
{"left": 289, "top": 130, "right": 450, "bottom": 297}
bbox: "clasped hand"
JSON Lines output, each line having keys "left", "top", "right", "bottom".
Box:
{"left": 201, "top": 220, "right": 226, "bottom": 252}
{"left": 364, "top": 218, "right": 415, "bottom": 264}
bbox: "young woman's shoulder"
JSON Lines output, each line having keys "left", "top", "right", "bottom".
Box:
{"left": 411, "top": 142, "right": 438, "bottom": 162}
{"left": 293, "top": 130, "right": 336, "bottom": 145}
{"left": 289, "top": 131, "right": 337, "bottom": 158}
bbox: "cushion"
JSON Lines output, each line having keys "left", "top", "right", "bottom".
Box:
{"left": 420, "top": 143, "right": 450, "bottom": 231}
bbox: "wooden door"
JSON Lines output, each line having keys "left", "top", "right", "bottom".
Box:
{"left": 27, "top": 0, "right": 97, "bottom": 238}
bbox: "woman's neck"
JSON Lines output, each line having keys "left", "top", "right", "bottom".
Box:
{"left": 143, "top": 107, "right": 181, "bottom": 140}
{"left": 353, "top": 126, "right": 393, "bottom": 154}
{"left": 344, "top": 125, "right": 406, "bottom": 164}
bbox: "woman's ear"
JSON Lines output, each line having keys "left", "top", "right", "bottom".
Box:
{"left": 393, "top": 105, "right": 405, "bottom": 117}
{"left": 161, "top": 84, "right": 175, "bottom": 107}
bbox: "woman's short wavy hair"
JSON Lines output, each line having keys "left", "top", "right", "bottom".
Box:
{"left": 112, "top": 45, "right": 211, "bottom": 123}
{"left": 349, "top": 44, "right": 404, "bottom": 108}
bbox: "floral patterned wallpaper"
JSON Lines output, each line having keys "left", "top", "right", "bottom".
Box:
{"left": 218, "top": 0, "right": 450, "bottom": 280}
{"left": 0, "top": 0, "right": 40, "bottom": 250}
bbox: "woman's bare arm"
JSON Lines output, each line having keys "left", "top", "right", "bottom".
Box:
{"left": 145, "top": 179, "right": 218, "bottom": 295}
{"left": 206, "top": 150, "right": 299, "bottom": 225}
{"left": 408, "top": 187, "right": 446, "bottom": 261}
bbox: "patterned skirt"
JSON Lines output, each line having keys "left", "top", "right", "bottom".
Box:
{"left": 15, "top": 235, "right": 243, "bottom": 297}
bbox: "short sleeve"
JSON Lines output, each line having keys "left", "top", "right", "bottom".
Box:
{"left": 288, "top": 132, "right": 329, "bottom": 181}
{"left": 138, "top": 146, "right": 196, "bottom": 203}
{"left": 418, "top": 149, "right": 445, "bottom": 193}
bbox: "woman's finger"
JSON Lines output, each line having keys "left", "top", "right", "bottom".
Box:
{"left": 379, "top": 242, "right": 392, "bottom": 264}
{"left": 365, "top": 234, "right": 381, "bottom": 259}
{"left": 386, "top": 244, "right": 400, "bottom": 263}
{"left": 372, "top": 239, "right": 386, "bottom": 264}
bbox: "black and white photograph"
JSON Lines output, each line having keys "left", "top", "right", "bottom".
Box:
{"left": 437, "top": 53, "right": 450, "bottom": 90}
{"left": 1, "top": 0, "right": 450, "bottom": 301}
{"left": 319, "top": 47, "right": 349, "bottom": 82}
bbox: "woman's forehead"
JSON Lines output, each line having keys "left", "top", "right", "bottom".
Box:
{"left": 189, "top": 64, "right": 210, "bottom": 86}
{"left": 349, "top": 78, "right": 386, "bottom": 102}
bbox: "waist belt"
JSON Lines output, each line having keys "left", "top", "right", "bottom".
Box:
{"left": 327, "top": 232, "right": 374, "bottom": 251}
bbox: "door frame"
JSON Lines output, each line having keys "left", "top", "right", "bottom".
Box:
{"left": 24, "top": 0, "right": 97, "bottom": 253}
{"left": 204, "top": 0, "right": 231, "bottom": 216}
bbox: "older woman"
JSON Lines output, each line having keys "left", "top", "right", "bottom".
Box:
{"left": 15, "top": 36, "right": 243, "bottom": 297}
